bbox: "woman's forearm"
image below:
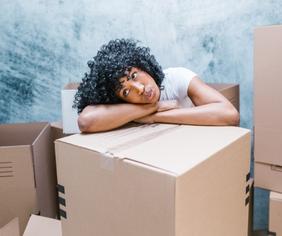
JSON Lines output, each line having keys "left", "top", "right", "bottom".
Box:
{"left": 149, "top": 102, "right": 239, "bottom": 126}
{"left": 78, "top": 103, "right": 158, "bottom": 133}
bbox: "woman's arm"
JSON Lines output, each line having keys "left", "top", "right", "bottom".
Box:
{"left": 78, "top": 103, "right": 158, "bottom": 133}
{"left": 135, "top": 77, "right": 240, "bottom": 126}
{"left": 78, "top": 100, "right": 180, "bottom": 133}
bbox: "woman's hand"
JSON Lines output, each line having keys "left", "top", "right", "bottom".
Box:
{"left": 134, "top": 100, "right": 180, "bottom": 124}
{"left": 157, "top": 100, "right": 180, "bottom": 112}
{"left": 134, "top": 114, "right": 155, "bottom": 124}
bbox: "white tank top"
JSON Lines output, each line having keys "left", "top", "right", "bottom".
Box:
{"left": 160, "top": 67, "right": 197, "bottom": 108}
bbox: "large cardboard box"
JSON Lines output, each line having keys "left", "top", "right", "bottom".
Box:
{"left": 0, "top": 218, "right": 20, "bottom": 236}
{"left": 208, "top": 83, "right": 240, "bottom": 112}
{"left": 23, "top": 215, "right": 62, "bottom": 236}
{"left": 269, "top": 191, "right": 282, "bottom": 236}
{"left": 0, "top": 122, "right": 58, "bottom": 234}
{"left": 254, "top": 25, "right": 282, "bottom": 193}
{"left": 55, "top": 124, "right": 251, "bottom": 236}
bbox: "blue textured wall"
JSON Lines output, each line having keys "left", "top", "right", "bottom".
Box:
{"left": 1, "top": 0, "right": 282, "bottom": 230}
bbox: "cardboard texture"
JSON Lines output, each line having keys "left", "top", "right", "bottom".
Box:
{"left": 254, "top": 25, "right": 282, "bottom": 192}
{"left": 61, "top": 82, "right": 239, "bottom": 135}
{"left": 0, "top": 122, "right": 58, "bottom": 234}
{"left": 61, "top": 83, "right": 80, "bottom": 134}
{"left": 0, "top": 218, "right": 20, "bottom": 236}
{"left": 55, "top": 124, "right": 251, "bottom": 236}
{"left": 23, "top": 215, "right": 62, "bottom": 236}
{"left": 208, "top": 83, "right": 240, "bottom": 112}
{"left": 269, "top": 191, "right": 282, "bottom": 236}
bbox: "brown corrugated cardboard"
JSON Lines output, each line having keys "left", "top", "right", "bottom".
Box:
{"left": 0, "top": 122, "right": 58, "bottom": 234}
{"left": 269, "top": 191, "right": 282, "bottom": 236}
{"left": 254, "top": 25, "right": 282, "bottom": 192}
{"left": 23, "top": 215, "right": 61, "bottom": 236}
{"left": 208, "top": 83, "right": 240, "bottom": 112}
{"left": 0, "top": 218, "right": 20, "bottom": 236}
{"left": 55, "top": 124, "right": 251, "bottom": 236}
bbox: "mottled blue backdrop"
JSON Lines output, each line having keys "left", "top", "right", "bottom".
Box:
{"left": 1, "top": 0, "right": 282, "bottom": 230}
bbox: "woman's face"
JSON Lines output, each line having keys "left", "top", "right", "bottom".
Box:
{"left": 116, "top": 67, "right": 160, "bottom": 104}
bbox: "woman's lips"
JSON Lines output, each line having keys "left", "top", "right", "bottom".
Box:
{"left": 144, "top": 88, "right": 154, "bottom": 101}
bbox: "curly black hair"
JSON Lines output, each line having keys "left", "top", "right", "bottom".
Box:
{"left": 73, "top": 39, "right": 165, "bottom": 113}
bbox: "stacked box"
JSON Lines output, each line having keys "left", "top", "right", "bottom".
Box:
{"left": 254, "top": 25, "right": 282, "bottom": 192}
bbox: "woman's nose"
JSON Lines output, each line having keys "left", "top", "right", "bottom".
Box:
{"left": 131, "top": 81, "right": 144, "bottom": 95}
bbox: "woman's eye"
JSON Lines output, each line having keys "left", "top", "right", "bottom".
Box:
{"left": 131, "top": 72, "right": 138, "bottom": 80}
{"left": 123, "top": 89, "right": 129, "bottom": 97}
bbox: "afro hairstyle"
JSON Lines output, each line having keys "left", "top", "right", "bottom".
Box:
{"left": 73, "top": 38, "right": 165, "bottom": 113}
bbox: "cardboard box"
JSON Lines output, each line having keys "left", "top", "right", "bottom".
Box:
{"left": 0, "top": 122, "right": 58, "bottom": 234}
{"left": 23, "top": 215, "right": 61, "bottom": 236}
{"left": 0, "top": 218, "right": 20, "bottom": 236}
{"left": 269, "top": 191, "right": 282, "bottom": 236}
{"left": 61, "top": 83, "right": 80, "bottom": 134}
{"left": 55, "top": 124, "right": 251, "bottom": 236}
{"left": 208, "top": 83, "right": 240, "bottom": 112}
{"left": 254, "top": 25, "right": 282, "bottom": 192}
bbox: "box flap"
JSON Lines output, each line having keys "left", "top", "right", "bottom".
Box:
{"left": 23, "top": 215, "right": 61, "bottom": 236}
{"left": 57, "top": 124, "right": 249, "bottom": 175}
{"left": 0, "top": 218, "right": 20, "bottom": 236}
{"left": 32, "top": 123, "right": 58, "bottom": 218}
{"left": 0, "top": 122, "right": 49, "bottom": 147}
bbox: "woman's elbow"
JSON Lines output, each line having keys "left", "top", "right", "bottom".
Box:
{"left": 78, "top": 114, "right": 92, "bottom": 133}
{"left": 226, "top": 107, "right": 240, "bottom": 126}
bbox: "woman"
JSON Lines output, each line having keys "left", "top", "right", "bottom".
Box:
{"left": 73, "top": 39, "right": 239, "bottom": 133}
